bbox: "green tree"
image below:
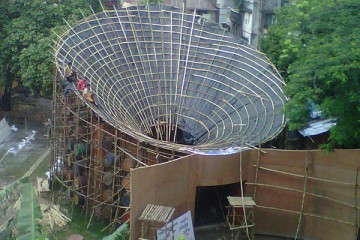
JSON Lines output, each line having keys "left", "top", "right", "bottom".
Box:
{"left": 0, "top": 0, "right": 101, "bottom": 96}
{"left": 261, "top": 0, "right": 360, "bottom": 149}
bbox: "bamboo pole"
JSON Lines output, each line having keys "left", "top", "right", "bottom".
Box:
{"left": 101, "top": 212, "right": 130, "bottom": 233}
{"left": 86, "top": 209, "right": 95, "bottom": 230}
{"left": 253, "top": 165, "right": 355, "bottom": 186}
{"left": 246, "top": 182, "right": 360, "bottom": 209}
{"left": 58, "top": 72, "right": 68, "bottom": 213}
{"left": 295, "top": 150, "right": 310, "bottom": 240}
{"left": 52, "top": 71, "right": 62, "bottom": 204}
{"left": 172, "top": 9, "right": 197, "bottom": 143}
{"left": 110, "top": 128, "right": 118, "bottom": 232}
{"left": 253, "top": 141, "right": 261, "bottom": 201}
{"left": 85, "top": 109, "right": 93, "bottom": 217}
{"left": 239, "top": 141, "right": 251, "bottom": 240}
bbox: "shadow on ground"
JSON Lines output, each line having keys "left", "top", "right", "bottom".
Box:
{"left": 195, "top": 223, "right": 291, "bottom": 240}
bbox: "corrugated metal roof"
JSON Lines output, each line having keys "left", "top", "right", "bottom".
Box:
{"left": 299, "top": 118, "right": 336, "bottom": 137}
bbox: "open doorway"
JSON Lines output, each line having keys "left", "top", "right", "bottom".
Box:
{"left": 194, "top": 182, "right": 245, "bottom": 227}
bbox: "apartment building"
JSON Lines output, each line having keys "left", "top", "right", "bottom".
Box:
{"left": 230, "top": 0, "right": 289, "bottom": 49}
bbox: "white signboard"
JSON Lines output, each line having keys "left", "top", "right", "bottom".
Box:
{"left": 157, "top": 211, "right": 195, "bottom": 240}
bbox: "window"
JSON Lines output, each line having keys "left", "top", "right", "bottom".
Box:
{"left": 264, "top": 13, "right": 275, "bottom": 28}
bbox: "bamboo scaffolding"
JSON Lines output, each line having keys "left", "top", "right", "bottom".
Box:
{"left": 53, "top": 174, "right": 130, "bottom": 209}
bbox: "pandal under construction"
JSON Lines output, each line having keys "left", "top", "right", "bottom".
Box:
{"left": 50, "top": 4, "right": 359, "bottom": 240}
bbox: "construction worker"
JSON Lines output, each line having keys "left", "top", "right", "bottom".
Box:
{"left": 64, "top": 62, "right": 73, "bottom": 81}
{"left": 77, "top": 77, "right": 87, "bottom": 92}
{"left": 83, "top": 83, "right": 94, "bottom": 103}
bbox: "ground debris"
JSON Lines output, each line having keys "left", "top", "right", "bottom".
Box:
{"left": 38, "top": 204, "right": 71, "bottom": 229}
{"left": 0, "top": 181, "right": 21, "bottom": 237}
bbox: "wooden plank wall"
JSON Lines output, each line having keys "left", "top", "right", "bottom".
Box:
{"left": 131, "top": 149, "right": 360, "bottom": 240}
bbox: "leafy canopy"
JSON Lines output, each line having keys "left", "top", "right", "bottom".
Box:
{"left": 261, "top": 0, "right": 360, "bottom": 149}
{"left": 0, "top": 0, "right": 101, "bottom": 96}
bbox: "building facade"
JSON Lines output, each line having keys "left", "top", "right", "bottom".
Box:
{"left": 230, "top": 0, "right": 289, "bottom": 49}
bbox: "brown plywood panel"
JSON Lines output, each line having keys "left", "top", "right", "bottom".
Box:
{"left": 304, "top": 192, "right": 354, "bottom": 224}
{"left": 254, "top": 208, "right": 299, "bottom": 238}
{"left": 130, "top": 156, "right": 195, "bottom": 240}
{"left": 251, "top": 149, "right": 360, "bottom": 240}
{"left": 255, "top": 187, "right": 303, "bottom": 212}
{"left": 130, "top": 149, "right": 360, "bottom": 240}
{"left": 302, "top": 215, "right": 357, "bottom": 240}
{"left": 196, "top": 153, "right": 242, "bottom": 186}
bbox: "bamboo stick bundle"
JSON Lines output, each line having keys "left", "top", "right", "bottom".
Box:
{"left": 39, "top": 204, "right": 71, "bottom": 229}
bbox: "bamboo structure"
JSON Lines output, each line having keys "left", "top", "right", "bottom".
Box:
{"left": 53, "top": 4, "right": 286, "bottom": 155}
{"left": 51, "top": 70, "right": 184, "bottom": 230}
{"left": 294, "top": 150, "right": 310, "bottom": 240}
{"left": 51, "top": 3, "right": 286, "bottom": 235}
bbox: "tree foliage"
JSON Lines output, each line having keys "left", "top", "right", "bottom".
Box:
{"left": 261, "top": 0, "right": 360, "bottom": 149}
{"left": 0, "top": 0, "right": 101, "bottom": 96}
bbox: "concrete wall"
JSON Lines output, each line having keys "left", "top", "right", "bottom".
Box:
{"left": 131, "top": 149, "right": 360, "bottom": 240}
{"left": 10, "top": 96, "right": 52, "bottom": 124}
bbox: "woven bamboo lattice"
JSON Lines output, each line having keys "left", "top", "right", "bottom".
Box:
{"left": 54, "top": 4, "right": 286, "bottom": 154}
